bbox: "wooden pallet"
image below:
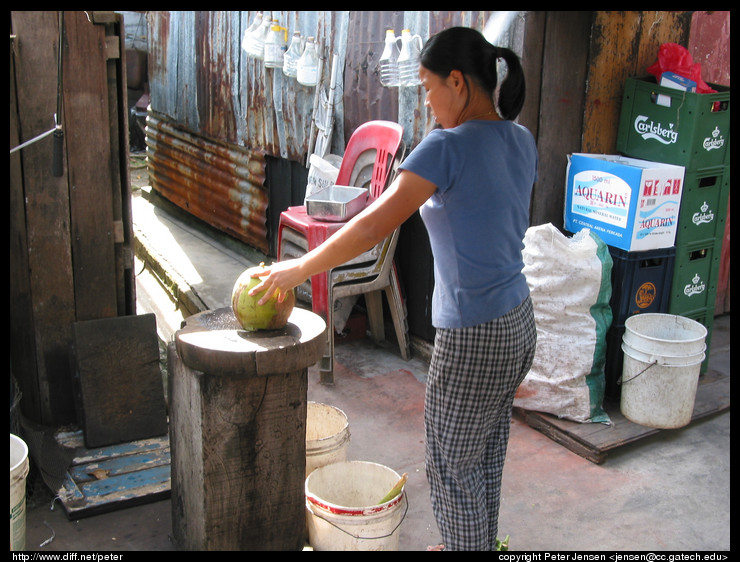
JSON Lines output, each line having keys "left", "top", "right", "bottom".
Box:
{"left": 55, "top": 431, "right": 170, "bottom": 519}
{"left": 515, "top": 369, "right": 730, "bottom": 464}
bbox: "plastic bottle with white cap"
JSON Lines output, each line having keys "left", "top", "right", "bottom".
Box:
{"left": 297, "top": 36, "right": 319, "bottom": 86}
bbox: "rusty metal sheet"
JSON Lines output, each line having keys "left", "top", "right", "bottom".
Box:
{"left": 147, "top": 11, "right": 343, "bottom": 162}
{"left": 146, "top": 11, "right": 519, "bottom": 159}
{"left": 342, "top": 11, "right": 403, "bottom": 135}
{"left": 145, "top": 109, "right": 269, "bottom": 254}
{"left": 342, "top": 12, "right": 521, "bottom": 150}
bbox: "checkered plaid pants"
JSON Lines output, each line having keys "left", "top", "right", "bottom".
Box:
{"left": 425, "top": 296, "right": 536, "bottom": 550}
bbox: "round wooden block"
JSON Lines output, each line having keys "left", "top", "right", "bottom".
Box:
{"left": 175, "top": 306, "right": 326, "bottom": 378}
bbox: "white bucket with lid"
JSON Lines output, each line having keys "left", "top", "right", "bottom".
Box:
{"left": 305, "top": 461, "right": 407, "bottom": 551}
{"left": 620, "top": 313, "right": 707, "bottom": 428}
{"left": 10, "top": 433, "right": 30, "bottom": 551}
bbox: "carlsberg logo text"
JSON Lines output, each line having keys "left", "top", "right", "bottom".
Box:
{"left": 684, "top": 274, "right": 706, "bottom": 297}
{"left": 635, "top": 116, "right": 726, "bottom": 153}
{"left": 692, "top": 201, "right": 715, "bottom": 226}
{"left": 703, "top": 126, "right": 725, "bottom": 151}
{"left": 634, "top": 115, "right": 678, "bottom": 145}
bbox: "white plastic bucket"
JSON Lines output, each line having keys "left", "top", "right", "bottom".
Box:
{"left": 305, "top": 461, "right": 407, "bottom": 551}
{"left": 620, "top": 313, "right": 707, "bottom": 429}
{"left": 10, "top": 433, "right": 30, "bottom": 551}
{"left": 306, "top": 402, "right": 350, "bottom": 478}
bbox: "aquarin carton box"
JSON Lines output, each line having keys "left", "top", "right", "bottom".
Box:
{"left": 565, "top": 153, "right": 685, "bottom": 252}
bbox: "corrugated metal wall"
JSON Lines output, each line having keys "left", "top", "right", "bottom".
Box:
{"left": 342, "top": 11, "right": 525, "bottom": 149}
{"left": 148, "top": 11, "right": 521, "bottom": 155}
{"left": 148, "top": 11, "right": 346, "bottom": 160}
{"left": 147, "top": 11, "right": 525, "bottom": 158}
{"left": 146, "top": 110, "right": 269, "bottom": 253}
{"left": 146, "top": 11, "right": 351, "bottom": 253}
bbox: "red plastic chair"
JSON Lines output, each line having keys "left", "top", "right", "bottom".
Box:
{"left": 277, "top": 120, "right": 404, "bottom": 318}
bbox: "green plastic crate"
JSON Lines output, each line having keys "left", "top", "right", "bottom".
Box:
{"left": 669, "top": 238, "right": 721, "bottom": 316}
{"left": 676, "top": 165, "right": 730, "bottom": 246}
{"left": 680, "top": 305, "right": 715, "bottom": 374}
{"left": 617, "top": 76, "right": 730, "bottom": 169}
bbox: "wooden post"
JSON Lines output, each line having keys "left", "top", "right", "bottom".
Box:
{"left": 169, "top": 307, "right": 325, "bottom": 551}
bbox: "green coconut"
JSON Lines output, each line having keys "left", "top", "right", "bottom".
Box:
{"left": 231, "top": 264, "right": 295, "bottom": 331}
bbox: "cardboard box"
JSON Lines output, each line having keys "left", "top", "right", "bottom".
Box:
{"left": 565, "top": 153, "right": 685, "bottom": 251}
{"left": 657, "top": 71, "right": 696, "bottom": 107}
{"left": 660, "top": 71, "right": 697, "bottom": 92}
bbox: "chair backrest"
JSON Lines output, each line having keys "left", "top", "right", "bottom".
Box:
{"left": 335, "top": 121, "right": 404, "bottom": 200}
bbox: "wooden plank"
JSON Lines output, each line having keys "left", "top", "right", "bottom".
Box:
{"left": 63, "top": 10, "right": 119, "bottom": 320}
{"left": 70, "top": 435, "right": 170, "bottom": 464}
{"left": 10, "top": 19, "right": 40, "bottom": 423}
{"left": 530, "top": 11, "right": 592, "bottom": 229}
{"left": 69, "top": 447, "right": 170, "bottom": 482}
{"left": 101, "top": 12, "right": 138, "bottom": 317}
{"left": 74, "top": 465, "right": 170, "bottom": 501}
{"left": 687, "top": 370, "right": 731, "bottom": 417}
{"left": 10, "top": 11, "right": 78, "bottom": 425}
{"left": 582, "top": 11, "right": 643, "bottom": 154}
{"left": 72, "top": 313, "right": 168, "bottom": 448}
{"left": 518, "top": 11, "right": 545, "bottom": 141}
{"left": 516, "top": 369, "right": 729, "bottom": 464}
{"left": 57, "top": 433, "right": 171, "bottom": 519}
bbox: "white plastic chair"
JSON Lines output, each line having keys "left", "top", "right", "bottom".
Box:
{"left": 318, "top": 226, "right": 410, "bottom": 383}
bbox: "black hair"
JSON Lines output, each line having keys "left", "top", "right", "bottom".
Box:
{"left": 420, "top": 26, "right": 526, "bottom": 121}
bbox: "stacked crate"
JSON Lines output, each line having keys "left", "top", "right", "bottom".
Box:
{"left": 616, "top": 75, "right": 730, "bottom": 378}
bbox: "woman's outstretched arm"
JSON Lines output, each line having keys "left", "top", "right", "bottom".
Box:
{"left": 250, "top": 169, "right": 437, "bottom": 305}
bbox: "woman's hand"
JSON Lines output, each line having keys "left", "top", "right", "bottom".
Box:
{"left": 248, "top": 258, "right": 308, "bottom": 305}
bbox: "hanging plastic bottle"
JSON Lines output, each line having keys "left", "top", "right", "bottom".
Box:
{"left": 264, "top": 23, "right": 287, "bottom": 68}
{"left": 282, "top": 31, "right": 303, "bottom": 78}
{"left": 245, "top": 13, "right": 272, "bottom": 59}
{"left": 241, "top": 12, "right": 263, "bottom": 54}
{"left": 297, "top": 36, "right": 319, "bottom": 87}
{"left": 378, "top": 29, "right": 400, "bottom": 87}
{"left": 397, "top": 29, "right": 423, "bottom": 86}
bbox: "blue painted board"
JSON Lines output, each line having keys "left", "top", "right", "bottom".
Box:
{"left": 57, "top": 432, "right": 171, "bottom": 519}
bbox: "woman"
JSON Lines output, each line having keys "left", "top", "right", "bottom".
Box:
{"left": 251, "top": 26, "right": 538, "bottom": 551}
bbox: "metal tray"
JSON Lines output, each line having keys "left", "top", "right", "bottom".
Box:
{"left": 305, "top": 185, "right": 369, "bottom": 222}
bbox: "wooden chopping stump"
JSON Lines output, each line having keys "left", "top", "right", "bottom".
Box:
{"left": 169, "top": 307, "right": 326, "bottom": 551}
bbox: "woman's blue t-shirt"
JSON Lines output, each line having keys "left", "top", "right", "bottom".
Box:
{"left": 399, "top": 119, "right": 538, "bottom": 329}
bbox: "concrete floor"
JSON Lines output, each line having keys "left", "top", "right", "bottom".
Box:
{"left": 21, "top": 186, "right": 730, "bottom": 552}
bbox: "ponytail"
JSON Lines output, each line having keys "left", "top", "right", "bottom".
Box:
{"left": 420, "top": 27, "right": 527, "bottom": 121}
{"left": 494, "top": 46, "right": 526, "bottom": 121}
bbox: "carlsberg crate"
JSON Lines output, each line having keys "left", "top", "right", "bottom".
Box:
{"left": 675, "top": 165, "right": 730, "bottom": 246}
{"left": 564, "top": 154, "right": 685, "bottom": 252}
{"left": 680, "top": 305, "right": 715, "bottom": 375}
{"left": 617, "top": 76, "right": 730, "bottom": 170}
{"left": 669, "top": 237, "right": 721, "bottom": 316}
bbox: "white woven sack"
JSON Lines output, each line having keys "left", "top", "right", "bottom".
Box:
{"left": 515, "top": 223, "right": 612, "bottom": 423}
